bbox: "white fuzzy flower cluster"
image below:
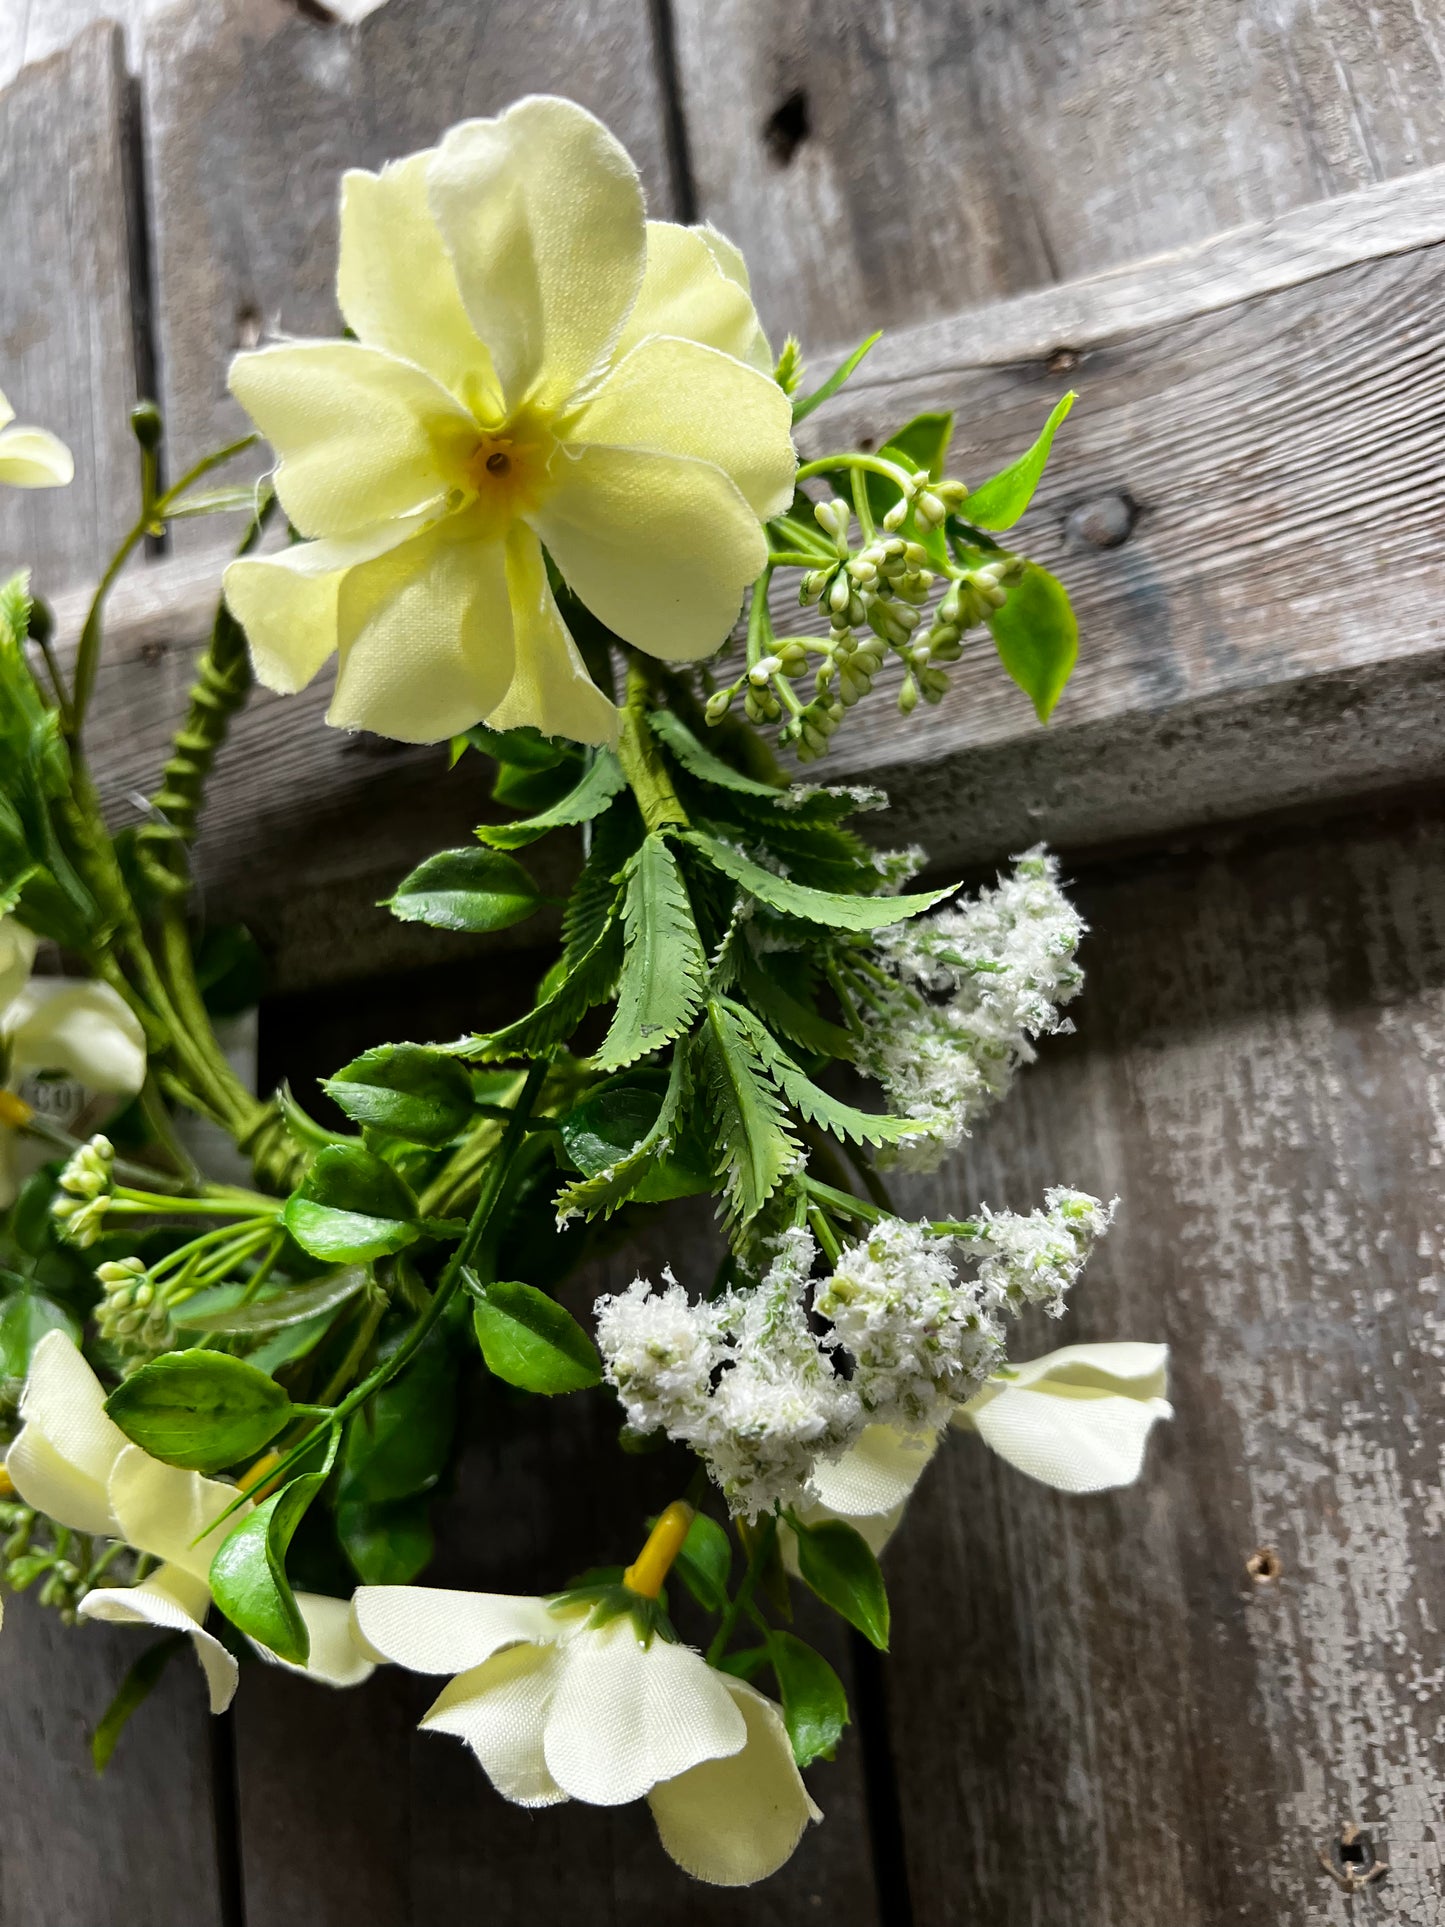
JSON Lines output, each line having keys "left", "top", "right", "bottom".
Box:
{"left": 862, "top": 848, "right": 1085, "bottom": 1170}
{"left": 597, "top": 1194, "right": 1113, "bottom": 1518}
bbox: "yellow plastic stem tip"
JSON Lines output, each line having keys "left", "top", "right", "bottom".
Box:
{"left": 623, "top": 1500, "right": 695, "bottom": 1600}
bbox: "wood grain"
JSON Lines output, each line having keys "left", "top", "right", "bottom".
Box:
{"left": 0, "top": 23, "right": 145, "bottom": 588}
{"left": 671, "top": 0, "right": 1445, "bottom": 347}
{"left": 881, "top": 805, "right": 1445, "bottom": 1925}
{"left": 140, "top": 0, "right": 676, "bottom": 548}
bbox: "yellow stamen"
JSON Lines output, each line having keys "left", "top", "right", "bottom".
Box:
{"left": 0, "top": 1464, "right": 14, "bottom": 1500}
{"left": 623, "top": 1500, "right": 695, "bottom": 1600}
{"left": 0, "top": 1091, "right": 33, "bottom": 1130}
{"left": 238, "top": 1450, "right": 285, "bottom": 1503}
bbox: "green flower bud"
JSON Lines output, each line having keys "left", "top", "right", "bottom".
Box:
{"left": 705, "top": 688, "right": 734, "bottom": 723}
{"left": 129, "top": 400, "right": 164, "bottom": 451}
{"left": 898, "top": 674, "right": 920, "bottom": 715}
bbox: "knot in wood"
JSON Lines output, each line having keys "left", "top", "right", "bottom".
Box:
{"left": 1064, "top": 492, "right": 1136, "bottom": 551}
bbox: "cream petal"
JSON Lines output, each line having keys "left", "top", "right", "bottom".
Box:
{"left": 0, "top": 390, "right": 12, "bottom": 429}
{"left": 428, "top": 98, "right": 645, "bottom": 414}
{"left": 229, "top": 341, "right": 474, "bottom": 538}
{"left": 108, "top": 1445, "right": 249, "bottom": 1585}
{"left": 647, "top": 1678, "right": 821, "bottom": 1887}
{"left": 79, "top": 1566, "right": 239, "bottom": 1714}
{"left": 327, "top": 511, "right": 518, "bottom": 742}
{"left": 0, "top": 424, "right": 74, "bottom": 489}
{"left": 421, "top": 1642, "right": 569, "bottom": 1808}
{"left": 7, "top": 1331, "right": 125, "bottom": 1534}
{"left": 5, "top": 979, "right": 146, "bottom": 1093}
{"left": 994, "top": 1341, "right": 1170, "bottom": 1400}
{"left": 809, "top": 1425, "right": 941, "bottom": 1519}
{"left": 351, "top": 1585, "right": 564, "bottom": 1674}
{"left": 543, "top": 1619, "right": 746, "bottom": 1807}
{"left": 614, "top": 223, "right": 771, "bottom": 372}
{"left": 0, "top": 916, "right": 39, "bottom": 1011}
{"left": 959, "top": 1380, "right": 1173, "bottom": 1493}
{"left": 565, "top": 336, "right": 795, "bottom": 522}
{"left": 253, "top": 1591, "right": 376, "bottom": 1688}
{"left": 337, "top": 151, "right": 501, "bottom": 415}
{"left": 533, "top": 445, "right": 765, "bottom": 664}
{"left": 487, "top": 524, "right": 616, "bottom": 746}
{"left": 223, "top": 516, "right": 428, "bottom": 697}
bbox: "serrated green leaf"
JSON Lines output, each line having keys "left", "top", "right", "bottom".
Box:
{"left": 275, "top": 1079, "right": 353, "bottom": 1151}
{"left": 789, "top": 1516, "right": 890, "bottom": 1649}
{"left": 469, "top": 1276, "right": 602, "bottom": 1394}
{"left": 725, "top": 1001, "right": 917, "bottom": 1146}
{"left": 211, "top": 1448, "right": 335, "bottom": 1666}
{"left": 733, "top": 942, "right": 856, "bottom": 1061}
{"left": 596, "top": 834, "right": 706, "bottom": 1072}
{"left": 173, "top": 1267, "right": 369, "bottom": 1336}
{"left": 106, "top": 1351, "right": 291, "bottom": 1473}
{"left": 385, "top": 847, "right": 544, "bottom": 933}
{"left": 964, "top": 391, "right": 1076, "bottom": 531}
{"left": 696, "top": 999, "right": 799, "bottom": 1227}
{"left": 685, "top": 830, "right": 952, "bottom": 932}
{"left": 791, "top": 331, "right": 882, "bottom": 424}
{"left": 475, "top": 749, "right": 626, "bottom": 850}
{"left": 768, "top": 1630, "right": 850, "bottom": 1766}
{"left": 456, "top": 913, "right": 623, "bottom": 1063}
{"left": 553, "top": 1048, "right": 690, "bottom": 1223}
{"left": 322, "top": 1043, "right": 475, "bottom": 1147}
{"left": 282, "top": 1144, "right": 419, "bottom": 1264}
{"left": 986, "top": 562, "right": 1079, "bottom": 722}
{"left": 648, "top": 709, "right": 783, "bottom": 799}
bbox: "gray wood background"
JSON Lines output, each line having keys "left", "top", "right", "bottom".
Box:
{"left": 2, "top": 3, "right": 1444, "bottom": 1922}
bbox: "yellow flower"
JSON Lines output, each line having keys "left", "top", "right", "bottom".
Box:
{"left": 0, "top": 390, "right": 72, "bottom": 489}
{"left": 224, "top": 96, "right": 795, "bottom": 747}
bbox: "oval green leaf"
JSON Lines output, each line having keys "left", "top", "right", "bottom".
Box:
{"left": 173, "top": 1266, "right": 369, "bottom": 1336}
{"left": 323, "top": 1043, "right": 475, "bottom": 1147}
{"left": 105, "top": 1350, "right": 291, "bottom": 1473}
{"left": 384, "top": 847, "right": 544, "bottom": 933}
{"left": 986, "top": 562, "right": 1079, "bottom": 722}
{"left": 769, "top": 1629, "right": 850, "bottom": 1766}
{"left": 470, "top": 1277, "right": 602, "bottom": 1395}
{"left": 210, "top": 1469, "right": 327, "bottom": 1666}
{"left": 789, "top": 1515, "right": 890, "bottom": 1650}
{"left": 282, "top": 1143, "right": 418, "bottom": 1264}
{"left": 0, "top": 1290, "right": 79, "bottom": 1378}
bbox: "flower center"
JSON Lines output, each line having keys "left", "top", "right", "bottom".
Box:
{"left": 445, "top": 413, "right": 557, "bottom": 538}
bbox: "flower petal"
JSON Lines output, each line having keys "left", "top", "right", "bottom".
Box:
{"left": 487, "top": 524, "right": 616, "bottom": 746}
{"left": 543, "top": 1618, "right": 746, "bottom": 1807}
{"left": 995, "top": 1341, "right": 1170, "bottom": 1399}
{"left": 327, "top": 511, "right": 518, "bottom": 742}
{"left": 6, "top": 1331, "right": 124, "bottom": 1534}
{"left": 615, "top": 222, "right": 771, "bottom": 371}
{"left": 351, "top": 1585, "right": 564, "bottom": 1674}
{"left": 565, "top": 337, "right": 795, "bottom": 522}
{"left": 0, "top": 916, "right": 39, "bottom": 1012}
{"left": 0, "top": 423, "right": 74, "bottom": 489}
{"left": 229, "top": 341, "right": 473, "bottom": 538}
{"left": 79, "top": 1566, "right": 238, "bottom": 1714}
{"left": 0, "top": 390, "right": 12, "bottom": 430}
{"left": 428, "top": 97, "right": 645, "bottom": 414}
{"left": 647, "top": 1678, "right": 821, "bottom": 1886}
{"left": 809, "top": 1425, "right": 941, "bottom": 1519}
{"left": 959, "top": 1377, "right": 1173, "bottom": 1493}
{"left": 107, "top": 1445, "right": 250, "bottom": 1584}
{"left": 533, "top": 445, "right": 765, "bottom": 664}
{"left": 253, "top": 1591, "right": 376, "bottom": 1688}
{"left": 337, "top": 151, "right": 500, "bottom": 415}
{"left": 421, "top": 1642, "right": 569, "bottom": 1807}
{"left": 5, "top": 979, "right": 146, "bottom": 1093}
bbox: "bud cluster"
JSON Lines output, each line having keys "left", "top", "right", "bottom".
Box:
{"left": 51, "top": 1134, "right": 115, "bottom": 1248}
{"left": 0, "top": 1499, "right": 88, "bottom": 1621}
{"left": 95, "top": 1255, "right": 173, "bottom": 1355}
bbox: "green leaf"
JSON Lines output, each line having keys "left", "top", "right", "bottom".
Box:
{"left": 163, "top": 483, "right": 264, "bottom": 520}
{"left": 476, "top": 750, "right": 626, "bottom": 850}
{"left": 276, "top": 1079, "right": 353, "bottom": 1151}
{"left": 470, "top": 1276, "right": 602, "bottom": 1394}
{"left": 716, "top": 1644, "right": 770, "bottom": 1682}
{"left": 210, "top": 1458, "right": 333, "bottom": 1665}
{"left": 887, "top": 411, "right": 954, "bottom": 482}
{"left": 323, "top": 1044, "right": 475, "bottom": 1147}
{"left": 553, "top": 1049, "right": 692, "bottom": 1223}
{"left": 106, "top": 1350, "right": 291, "bottom": 1473}
{"left": 964, "top": 391, "right": 1076, "bottom": 531}
{"left": 337, "top": 1493, "right": 434, "bottom": 1585}
{"left": 0, "top": 1291, "right": 79, "bottom": 1377}
{"left": 596, "top": 834, "right": 706, "bottom": 1072}
{"left": 558, "top": 1073, "right": 710, "bottom": 1208}
{"left": 282, "top": 1143, "right": 419, "bottom": 1264}
{"left": 173, "top": 1267, "right": 369, "bottom": 1336}
{"left": 685, "top": 830, "right": 953, "bottom": 932}
{"left": 788, "top": 1516, "right": 890, "bottom": 1649}
{"left": 339, "top": 1327, "right": 458, "bottom": 1504}
{"left": 90, "top": 1633, "right": 188, "bottom": 1773}
{"left": 672, "top": 1511, "right": 732, "bottom": 1614}
{"left": 733, "top": 942, "right": 855, "bottom": 1061}
{"left": 986, "top": 562, "right": 1079, "bottom": 722}
{"left": 768, "top": 1630, "right": 850, "bottom": 1767}
{"left": 647, "top": 710, "right": 782, "bottom": 799}
{"left": 456, "top": 913, "right": 622, "bottom": 1063}
{"left": 724, "top": 1001, "right": 917, "bottom": 1146}
{"left": 384, "top": 847, "right": 545, "bottom": 933}
{"left": 791, "top": 331, "right": 882, "bottom": 424}
{"left": 461, "top": 721, "right": 570, "bottom": 769}
{"left": 696, "top": 999, "right": 799, "bottom": 1227}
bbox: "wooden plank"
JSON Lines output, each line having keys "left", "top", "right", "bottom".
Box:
{"left": 228, "top": 976, "right": 886, "bottom": 1925}
{"left": 0, "top": 1604, "right": 230, "bottom": 1926}
{"left": 140, "top": 0, "right": 676, "bottom": 546}
{"left": 670, "top": 0, "right": 1445, "bottom": 347}
{"left": 880, "top": 804, "right": 1445, "bottom": 1923}
{"left": 0, "top": 0, "right": 149, "bottom": 91}
{"left": 0, "top": 22, "right": 145, "bottom": 588}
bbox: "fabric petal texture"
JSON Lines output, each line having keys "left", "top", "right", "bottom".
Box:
{"left": 421, "top": 1642, "right": 569, "bottom": 1807}
{"left": 542, "top": 1618, "right": 746, "bottom": 1807}
{"left": 957, "top": 1343, "right": 1172, "bottom": 1493}
{"left": 614, "top": 222, "right": 772, "bottom": 370}
{"left": 256, "top": 1592, "right": 377, "bottom": 1689}
{"left": 79, "top": 1568, "right": 239, "bottom": 1714}
{"left": 351, "top": 1585, "right": 565, "bottom": 1674}
{"left": 5, "top": 979, "right": 146, "bottom": 1093}
{"left": 6, "top": 1331, "right": 126, "bottom": 1536}
{"left": 0, "top": 421, "right": 74, "bottom": 489}
{"left": 647, "top": 1679, "right": 821, "bottom": 1886}
{"left": 107, "top": 1445, "right": 247, "bottom": 1583}
{"left": 490, "top": 525, "right": 617, "bottom": 744}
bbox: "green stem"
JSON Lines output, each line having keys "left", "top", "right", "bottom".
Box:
{"left": 706, "top": 1514, "right": 779, "bottom": 1666}
{"left": 616, "top": 658, "right": 688, "bottom": 832}
{"left": 800, "top": 1173, "right": 885, "bottom": 1225}
{"left": 796, "top": 452, "right": 913, "bottom": 494}
{"left": 850, "top": 464, "right": 876, "bottom": 542}
{"left": 807, "top": 1203, "right": 843, "bottom": 1265}
{"left": 745, "top": 568, "right": 776, "bottom": 671}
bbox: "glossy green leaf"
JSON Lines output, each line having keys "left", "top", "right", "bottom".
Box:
{"left": 470, "top": 1277, "right": 602, "bottom": 1395}
{"left": 475, "top": 750, "right": 626, "bottom": 850}
{"left": 384, "top": 847, "right": 544, "bottom": 933}
{"left": 552, "top": 1049, "right": 692, "bottom": 1223}
{"left": 106, "top": 1350, "right": 291, "bottom": 1473}
{"left": 986, "top": 562, "right": 1079, "bottom": 722}
{"left": 173, "top": 1267, "right": 369, "bottom": 1336}
{"left": 596, "top": 834, "right": 706, "bottom": 1072}
{"left": 789, "top": 1516, "right": 890, "bottom": 1649}
{"left": 963, "top": 391, "right": 1076, "bottom": 531}
{"left": 685, "top": 830, "right": 953, "bottom": 932}
{"left": 282, "top": 1144, "right": 418, "bottom": 1264}
{"left": 0, "top": 1290, "right": 79, "bottom": 1378}
{"left": 768, "top": 1630, "right": 850, "bottom": 1767}
{"left": 557, "top": 1072, "right": 710, "bottom": 1208}
{"left": 716, "top": 1644, "right": 770, "bottom": 1681}
{"left": 673, "top": 1511, "right": 733, "bottom": 1614}
{"left": 461, "top": 721, "right": 570, "bottom": 769}
{"left": 323, "top": 1044, "right": 475, "bottom": 1147}
{"left": 339, "top": 1326, "right": 459, "bottom": 1505}
{"left": 337, "top": 1493, "right": 435, "bottom": 1585}
{"left": 791, "top": 331, "right": 882, "bottom": 424}
{"left": 210, "top": 1461, "right": 331, "bottom": 1665}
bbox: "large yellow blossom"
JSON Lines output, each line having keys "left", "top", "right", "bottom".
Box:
{"left": 224, "top": 96, "right": 796, "bottom": 747}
